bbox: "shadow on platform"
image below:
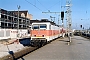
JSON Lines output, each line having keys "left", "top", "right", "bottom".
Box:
{"left": 59, "top": 40, "right": 70, "bottom": 42}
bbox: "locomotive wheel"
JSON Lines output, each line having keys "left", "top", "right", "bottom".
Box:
{"left": 38, "top": 40, "right": 47, "bottom": 47}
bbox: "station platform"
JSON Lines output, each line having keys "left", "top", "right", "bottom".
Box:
{"left": 19, "top": 36, "right": 90, "bottom": 60}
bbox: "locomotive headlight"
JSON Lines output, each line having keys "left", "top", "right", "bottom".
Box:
{"left": 42, "top": 35, "right": 44, "bottom": 37}
{"left": 32, "top": 35, "right": 36, "bottom": 37}
{"left": 34, "top": 35, "right": 36, "bottom": 37}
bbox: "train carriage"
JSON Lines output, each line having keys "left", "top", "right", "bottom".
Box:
{"left": 31, "top": 20, "right": 66, "bottom": 47}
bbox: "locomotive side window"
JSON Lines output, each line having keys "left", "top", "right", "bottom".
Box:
{"left": 32, "top": 25, "right": 39, "bottom": 30}
{"left": 40, "top": 24, "right": 47, "bottom": 29}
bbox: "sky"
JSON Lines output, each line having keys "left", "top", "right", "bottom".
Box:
{"left": 0, "top": 0, "right": 90, "bottom": 30}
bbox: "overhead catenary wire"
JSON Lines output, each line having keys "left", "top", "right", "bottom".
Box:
{"left": 24, "top": 0, "right": 62, "bottom": 20}
{"left": 25, "top": 0, "right": 61, "bottom": 13}
{"left": 36, "top": 0, "right": 61, "bottom": 18}
{"left": 24, "top": 0, "right": 42, "bottom": 11}
{"left": 36, "top": 0, "right": 61, "bottom": 12}
{"left": 24, "top": 0, "right": 51, "bottom": 17}
{"left": 37, "top": 0, "right": 48, "bottom": 11}
{"left": 46, "top": 0, "right": 61, "bottom": 11}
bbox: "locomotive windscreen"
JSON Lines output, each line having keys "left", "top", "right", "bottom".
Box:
{"left": 32, "top": 24, "right": 47, "bottom": 30}
{"left": 32, "top": 25, "right": 39, "bottom": 29}
{"left": 40, "top": 24, "right": 47, "bottom": 29}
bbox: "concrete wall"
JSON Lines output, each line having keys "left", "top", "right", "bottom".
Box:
{"left": 0, "top": 29, "right": 30, "bottom": 40}
{"left": 26, "top": 12, "right": 33, "bottom": 20}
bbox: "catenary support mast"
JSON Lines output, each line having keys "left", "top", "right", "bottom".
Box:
{"left": 66, "top": 0, "right": 72, "bottom": 36}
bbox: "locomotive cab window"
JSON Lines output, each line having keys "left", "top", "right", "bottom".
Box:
{"left": 32, "top": 25, "right": 39, "bottom": 30}
{"left": 40, "top": 24, "right": 47, "bottom": 29}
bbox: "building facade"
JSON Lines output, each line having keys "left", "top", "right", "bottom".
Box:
{"left": 0, "top": 8, "right": 32, "bottom": 29}
{"left": 10, "top": 10, "right": 33, "bottom": 20}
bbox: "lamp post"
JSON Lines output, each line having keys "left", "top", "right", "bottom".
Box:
{"left": 17, "top": 5, "right": 20, "bottom": 38}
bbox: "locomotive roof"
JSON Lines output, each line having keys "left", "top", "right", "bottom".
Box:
{"left": 31, "top": 19, "right": 59, "bottom": 26}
